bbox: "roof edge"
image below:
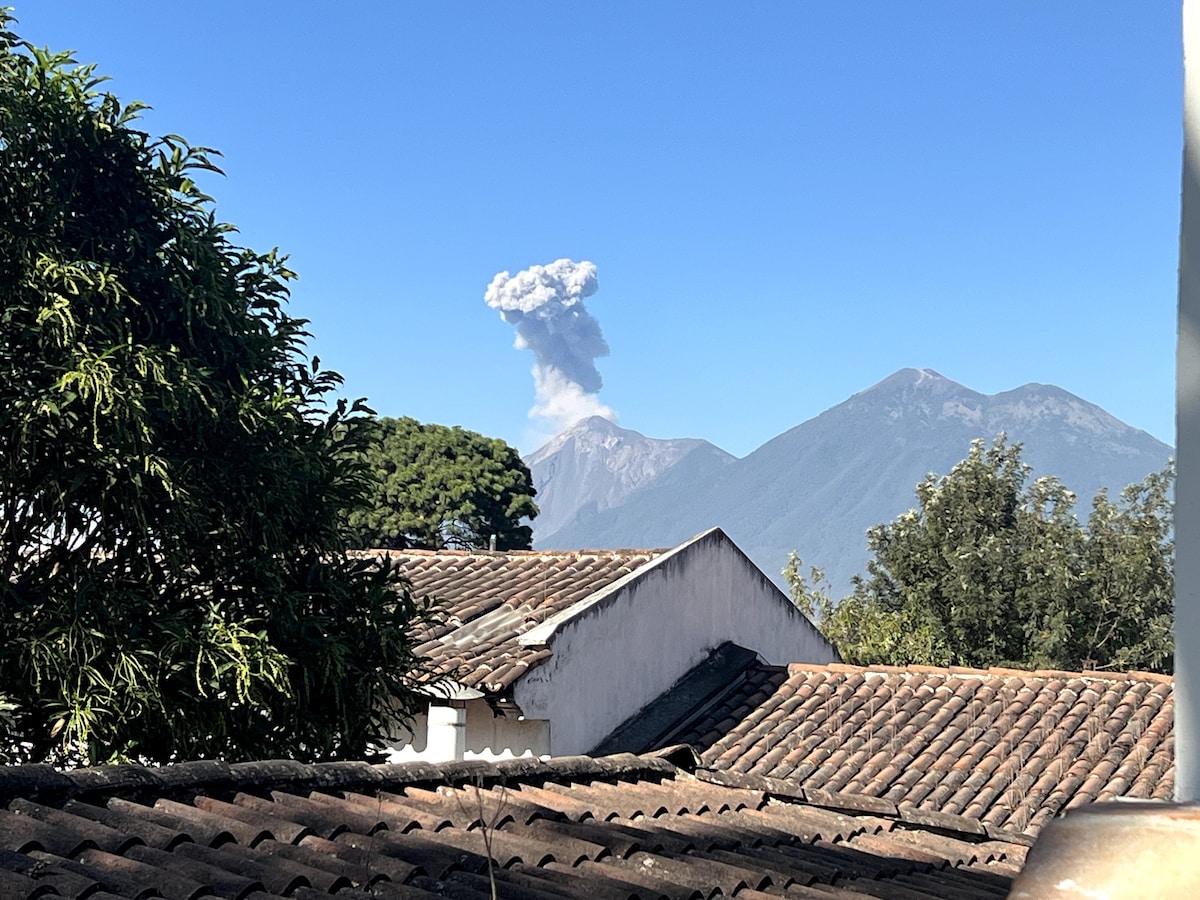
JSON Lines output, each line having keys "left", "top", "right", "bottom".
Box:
{"left": 516, "top": 527, "right": 724, "bottom": 648}
{"left": 695, "top": 766, "right": 1037, "bottom": 847}
{"left": 351, "top": 547, "right": 667, "bottom": 561}
{"left": 518, "top": 527, "right": 832, "bottom": 655}
{"left": 0, "top": 751, "right": 682, "bottom": 805}
{"left": 785, "top": 661, "right": 1174, "bottom": 683}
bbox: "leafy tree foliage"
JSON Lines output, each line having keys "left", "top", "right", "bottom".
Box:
{"left": 784, "top": 559, "right": 952, "bottom": 668}
{"left": 0, "top": 17, "right": 431, "bottom": 765}
{"left": 786, "top": 436, "right": 1173, "bottom": 673}
{"left": 346, "top": 417, "right": 538, "bottom": 551}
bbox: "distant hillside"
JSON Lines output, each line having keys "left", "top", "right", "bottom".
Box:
{"left": 524, "top": 416, "right": 734, "bottom": 541}
{"left": 532, "top": 369, "right": 1173, "bottom": 595}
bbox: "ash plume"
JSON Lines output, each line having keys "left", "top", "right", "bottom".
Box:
{"left": 485, "top": 258, "right": 615, "bottom": 432}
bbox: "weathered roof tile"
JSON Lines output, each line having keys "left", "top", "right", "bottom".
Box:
{"left": 694, "top": 663, "right": 1174, "bottom": 837}
{"left": 6, "top": 798, "right": 138, "bottom": 855}
{"left": 0, "top": 750, "right": 1041, "bottom": 898}
{"left": 360, "top": 548, "right": 661, "bottom": 692}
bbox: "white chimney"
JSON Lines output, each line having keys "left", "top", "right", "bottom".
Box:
{"left": 426, "top": 703, "right": 468, "bottom": 761}
{"left": 423, "top": 681, "right": 483, "bottom": 761}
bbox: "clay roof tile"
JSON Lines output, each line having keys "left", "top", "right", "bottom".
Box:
{"left": 0, "top": 749, "right": 1036, "bottom": 899}
{"left": 694, "top": 664, "right": 1174, "bottom": 839}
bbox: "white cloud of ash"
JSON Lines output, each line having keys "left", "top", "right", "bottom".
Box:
{"left": 485, "top": 258, "right": 616, "bottom": 433}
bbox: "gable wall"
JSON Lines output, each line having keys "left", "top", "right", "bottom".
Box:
{"left": 514, "top": 528, "right": 837, "bottom": 755}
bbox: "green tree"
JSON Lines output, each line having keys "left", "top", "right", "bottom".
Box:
{"left": 0, "top": 16, "right": 431, "bottom": 765}
{"left": 1073, "top": 463, "right": 1174, "bottom": 671}
{"left": 786, "top": 436, "right": 1174, "bottom": 673}
{"left": 783, "top": 554, "right": 952, "bottom": 666}
{"left": 346, "top": 416, "right": 538, "bottom": 551}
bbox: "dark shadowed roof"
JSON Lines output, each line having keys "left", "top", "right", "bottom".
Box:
{"left": 692, "top": 662, "right": 1174, "bottom": 837}
{"left": 362, "top": 547, "right": 662, "bottom": 692}
{"left": 0, "top": 750, "right": 1028, "bottom": 898}
{"left": 592, "top": 642, "right": 775, "bottom": 756}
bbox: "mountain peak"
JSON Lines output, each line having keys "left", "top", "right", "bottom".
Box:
{"left": 525, "top": 415, "right": 627, "bottom": 466}
{"left": 573, "top": 414, "right": 622, "bottom": 433}
{"left": 525, "top": 419, "right": 734, "bottom": 541}
{"left": 991, "top": 382, "right": 1138, "bottom": 438}
{"left": 540, "top": 371, "right": 1172, "bottom": 599}
{"left": 867, "top": 368, "right": 954, "bottom": 392}
{"left": 841, "top": 369, "right": 971, "bottom": 414}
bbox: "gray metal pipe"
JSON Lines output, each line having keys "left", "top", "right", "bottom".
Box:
{"left": 1178, "top": 0, "right": 1200, "bottom": 803}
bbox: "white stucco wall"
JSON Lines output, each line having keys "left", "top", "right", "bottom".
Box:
{"left": 463, "top": 702, "right": 551, "bottom": 759}
{"left": 381, "top": 700, "right": 551, "bottom": 762}
{"left": 512, "top": 527, "right": 837, "bottom": 756}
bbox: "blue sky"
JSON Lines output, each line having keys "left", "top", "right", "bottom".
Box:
{"left": 17, "top": 3, "right": 1182, "bottom": 456}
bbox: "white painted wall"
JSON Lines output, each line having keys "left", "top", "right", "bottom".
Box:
{"left": 381, "top": 700, "right": 551, "bottom": 763}
{"left": 513, "top": 527, "right": 837, "bottom": 755}
{"left": 462, "top": 702, "right": 550, "bottom": 759}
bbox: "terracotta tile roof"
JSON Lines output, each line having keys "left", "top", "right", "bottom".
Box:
{"left": 593, "top": 643, "right": 786, "bottom": 756}
{"left": 0, "top": 751, "right": 1029, "bottom": 898}
{"left": 676, "top": 660, "right": 791, "bottom": 747}
{"left": 361, "top": 548, "right": 662, "bottom": 692}
{"left": 694, "top": 663, "right": 1175, "bottom": 837}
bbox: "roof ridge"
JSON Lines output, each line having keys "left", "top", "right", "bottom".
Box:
{"left": 0, "top": 752, "right": 681, "bottom": 805}
{"left": 694, "top": 767, "right": 1037, "bottom": 847}
{"left": 785, "top": 661, "right": 1173, "bottom": 683}
{"left": 351, "top": 547, "right": 667, "bottom": 560}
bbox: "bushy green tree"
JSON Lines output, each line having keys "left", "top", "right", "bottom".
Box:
{"left": 1073, "top": 464, "right": 1174, "bottom": 671}
{"left": 787, "top": 436, "right": 1173, "bottom": 673}
{"left": 0, "top": 16, "right": 431, "bottom": 765}
{"left": 346, "top": 416, "right": 538, "bottom": 551}
{"left": 784, "top": 555, "right": 952, "bottom": 666}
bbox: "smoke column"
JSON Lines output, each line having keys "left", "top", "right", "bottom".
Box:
{"left": 485, "top": 258, "right": 615, "bottom": 433}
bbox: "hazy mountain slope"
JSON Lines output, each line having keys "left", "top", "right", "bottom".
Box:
{"left": 538, "top": 369, "right": 1172, "bottom": 595}
{"left": 525, "top": 416, "right": 734, "bottom": 541}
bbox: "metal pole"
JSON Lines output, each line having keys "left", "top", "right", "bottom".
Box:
{"left": 1177, "top": 0, "right": 1200, "bottom": 802}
